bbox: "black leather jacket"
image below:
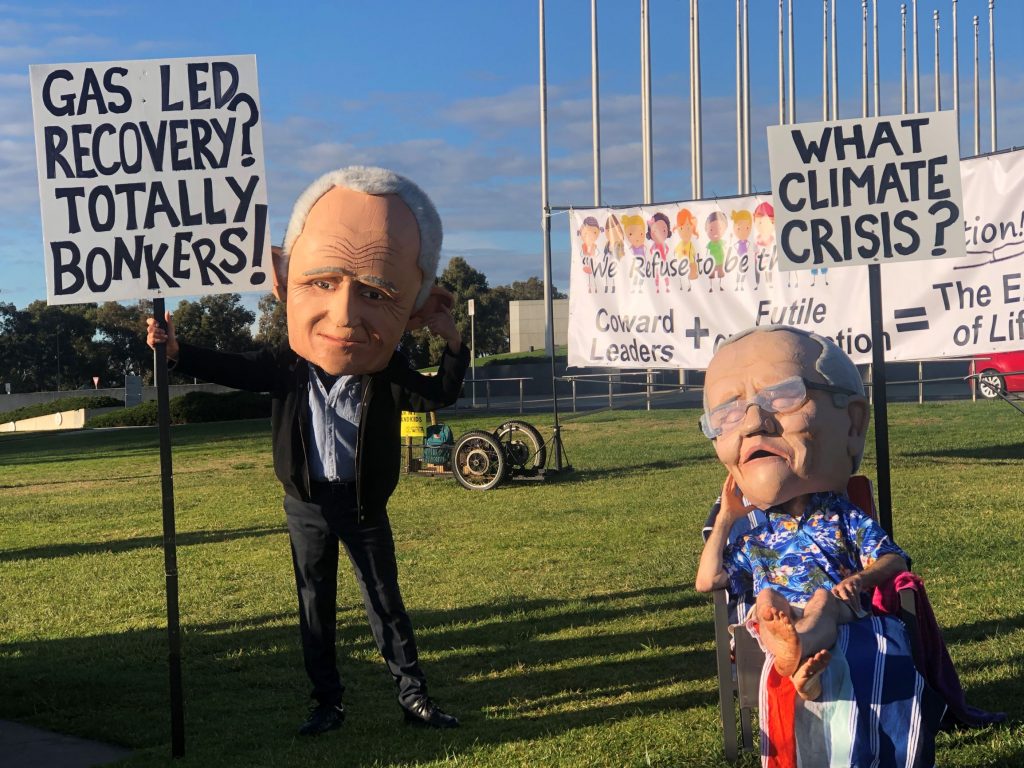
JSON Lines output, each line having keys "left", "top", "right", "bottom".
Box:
{"left": 174, "top": 341, "right": 469, "bottom": 521}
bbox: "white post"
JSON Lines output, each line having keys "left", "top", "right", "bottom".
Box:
{"left": 468, "top": 298, "right": 476, "bottom": 407}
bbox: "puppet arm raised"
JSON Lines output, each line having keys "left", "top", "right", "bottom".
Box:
{"left": 695, "top": 475, "right": 758, "bottom": 593}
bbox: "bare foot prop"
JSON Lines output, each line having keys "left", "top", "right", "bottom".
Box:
{"left": 759, "top": 606, "right": 802, "bottom": 677}
{"left": 792, "top": 649, "right": 832, "bottom": 701}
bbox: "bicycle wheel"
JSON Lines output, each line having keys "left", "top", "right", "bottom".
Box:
{"left": 452, "top": 430, "right": 507, "bottom": 491}
{"left": 494, "top": 419, "right": 547, "bottom": 471}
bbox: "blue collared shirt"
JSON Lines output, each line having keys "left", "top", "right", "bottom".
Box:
{"left": 306, "top": 364, "right": 361, "bottom": 482}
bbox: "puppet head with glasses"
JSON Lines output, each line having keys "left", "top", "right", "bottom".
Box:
{"left": 701, "top": 326, "right": 868, "bottom": 513}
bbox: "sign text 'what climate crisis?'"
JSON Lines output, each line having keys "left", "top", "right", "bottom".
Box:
{"left": 767, "top": 111, "right": 965, "bottom": 271}
{"left": 30, "top": 55, "right": 269, "bottom": 304}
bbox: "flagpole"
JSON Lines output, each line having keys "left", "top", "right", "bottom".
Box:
{"left": 988, "top": 0, "right": 996, "bottom": 151}
{"left": 872, "top": 0, "right": 880, "bottom": 115}
{"left": 862, "top": 1, "right": 869, "bottom": 118}
{"left": 778, "top": 0, "right": 785, "bottom": 125}
{"left": 822, "top": 0, "right": 828, "bottom": 120}
{"left": 736, "top": 0, "right": 744, "bottom": 191}
{"left": 973, "top": 14, "right": 980, "bottom": 154}
{"left": 693, "top": 0, "right": 703, "bottom": 197}
{"left": 743, "top": 0, "right": 750, "bottom": 193}
{"left": 913, "top": 0, "right": 920, "bottom": 112}
{"left": 952, "top": 0, "right": 960, "bottom": 146}
{"left": 591, "top": 0, "right": 601, "bottom": 206}
{"left": 901, "top": 4, "right": 909, "bottom": 113}
{"left": 934, "top": 10, "right": 941, "bottom": 110}
{"left": 788, "top": 0, "right": 796, "bottom": 124}
{"left": 830, "top": 0, "right": 839, "bottom": 119}
{"left": 538, "top": 0, "right": 564, "bottom": 470}
{"left": 641, "top": 0, "right": 653, "bottom": 203}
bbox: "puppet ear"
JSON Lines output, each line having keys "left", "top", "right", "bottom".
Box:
{"left": 271, "top": 246, "right": 286, "bottom": 302}
{"left": 846, "top": 397, "right": 870, "bottom": 457}
{"left": 406, "top": 285, "right": 454, "bottom": 331}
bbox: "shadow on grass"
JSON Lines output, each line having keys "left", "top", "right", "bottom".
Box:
{"left": 902, "top": 442, "right": 1024, "bottom": 463}
{"left": 0, "top": 420, "right": 270, "bottom": 467}
{"left": 0, "top": 525, "right": 287, "bottom": 563}
{"left": 532, "top": 459, "right": 709, "bottom": 486}
{"left": 0, "top": 586, "right": 716, "bottom": 767}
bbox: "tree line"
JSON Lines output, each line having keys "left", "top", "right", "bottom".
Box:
{"left": 0, "top": 257, "right": 563, "bottom": 393}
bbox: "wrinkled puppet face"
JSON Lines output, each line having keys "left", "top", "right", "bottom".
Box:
{"left": 704, "top": 331, "right": 865, "bottom": 510}
{"left": 279, "top": 186, "right": 423, "bottom": 376}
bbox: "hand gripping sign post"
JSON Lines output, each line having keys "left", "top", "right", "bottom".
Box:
{"left": 768, "top": 111, "right": 965, "bottom": 535}
{"left": 30, "top": 55, "right": 270, "bottom": 757}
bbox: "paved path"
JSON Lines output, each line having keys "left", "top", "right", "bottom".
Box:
{"left": 0, "top": 720, "right": 131, "bottom": 768}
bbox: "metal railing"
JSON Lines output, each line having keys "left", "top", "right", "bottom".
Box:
{"left": 454, "top": 361, "right": 986, "bottom": 415}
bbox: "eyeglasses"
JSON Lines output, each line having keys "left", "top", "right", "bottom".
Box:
{"left": 699, "top": 376, "right": 856, "bottom": 439}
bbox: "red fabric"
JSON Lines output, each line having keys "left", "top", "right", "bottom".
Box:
{"left": 871, "top": 571, "right": 1006, "bottom": 728}
{"left": 764, "top": 666, "right": 797, "bottom": 768}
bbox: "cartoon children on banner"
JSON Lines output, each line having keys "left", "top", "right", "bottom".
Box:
{"left": 730, "top": 209, "right": 753, "bottom": 292}
{"left": 602, "top": 214, "right": 623, "bottom": 293}
{"left": 705, "top": 211, "right": 728, "bottom": 293}
{"left": 753, "top": 201, "right": 776, "bottom": 291}
{"left": 578, "top": 216, "right": 601, "bottom": 294}
{"left": 648, "top": 212, "right": 672, "bottom": 294}
{"left": 674, "top": 208, "right": 698, "bottom": 293}
{"left": 622, "top": 214, "right": 647, "bottom": 294}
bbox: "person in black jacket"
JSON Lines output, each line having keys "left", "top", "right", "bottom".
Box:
{"left": 147, "top": 167, "right": 468, "bottom": 735}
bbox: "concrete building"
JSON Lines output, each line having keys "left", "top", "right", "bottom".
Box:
{"left": 508, "top": 299, "right": 568, "bottom": 353}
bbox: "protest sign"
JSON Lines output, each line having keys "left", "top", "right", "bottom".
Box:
{"left": 30, "top": 55, "right": 269, "bottom": 305}
{"left": 566, "top": 147, "right": 1024, "bottom": 369}
{"left": 767, "top": 111, "right": 964, "bottom": 271}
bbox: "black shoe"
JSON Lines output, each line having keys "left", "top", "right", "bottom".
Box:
{"left": 298, "top": 703, "right": 345, "bottom": 735}
{"left": 401, "top": 697, "right": 459, "bottom": 728}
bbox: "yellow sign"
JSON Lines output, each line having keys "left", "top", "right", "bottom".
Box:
{"left": 400, "top": 411, "right": 427, "bottom": 438}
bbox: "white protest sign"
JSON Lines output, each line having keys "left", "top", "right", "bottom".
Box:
{"left": 30, "top": 55, "right": 269, "bottom": 305}
{"left": 767, "top": 111, "right": 964, "bottom": 272}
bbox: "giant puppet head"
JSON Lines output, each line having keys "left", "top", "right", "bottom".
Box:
{"left": 700, "top": 326, "right": 869, "bottom": 513}
{"left": 271, "top": 167, "right": 451, "bottom": 376}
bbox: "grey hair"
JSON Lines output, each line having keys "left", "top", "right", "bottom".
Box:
{"left": 705, "top": 324, "right": 867, "bottom": 470}
{"left": 280, "top": 166, "right": 442, "bottom": 310}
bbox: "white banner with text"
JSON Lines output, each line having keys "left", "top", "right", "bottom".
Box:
{"left": 567, "top": 147, "right": 1024, "bottom": 368}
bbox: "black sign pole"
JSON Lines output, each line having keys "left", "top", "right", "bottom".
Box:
{"left": 867, "top": 264, "right": 893, "bottom": 538}
{"left": 153, "top": 297, "right": 185, "bottom": 757}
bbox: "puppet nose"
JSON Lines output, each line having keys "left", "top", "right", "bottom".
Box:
{"left": 327, "top": 283, "right": 358, "bottom": 327}
{"left": 739, "top": 403, "right": 776, "bottom": 435}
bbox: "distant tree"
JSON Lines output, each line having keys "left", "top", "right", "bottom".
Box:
{"left": 1, "top": 301, "right": 99, "bottom": 391}
{"left": 172, "top": 294, "right": 255, "bottom": 352}
{"left": 255, "top": 293, "right": 288, "bottom": 349}
{"left": 93, "top": 301, "right": 152, "bottom": 382}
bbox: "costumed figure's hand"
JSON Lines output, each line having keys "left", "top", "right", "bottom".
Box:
{"left": 720, "top": 475, "right": 758, "bottom": 525}
{"left": 407, "top": 286, "right": 462, "bottom": 353}
{"left": 146, "top": 312, "right": 180, "bottom": 361}
{"left": 424, "top": 309, "right": 461, "bottom": 353}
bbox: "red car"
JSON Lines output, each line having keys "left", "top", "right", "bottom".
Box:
{"left": 971, "top": 350, "right": 1024, "bottom": 399}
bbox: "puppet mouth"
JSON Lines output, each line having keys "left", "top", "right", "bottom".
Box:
{"left": 318, "top": 332, "right": 365, "bottom": 348}
{"left": 742, "top": 445, "right": 787, "bottom": 463}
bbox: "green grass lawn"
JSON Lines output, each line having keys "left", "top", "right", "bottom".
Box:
{"left": 1, "top": 402, "right": 1022, "bottom": 767}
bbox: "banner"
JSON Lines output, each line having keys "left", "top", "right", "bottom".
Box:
{"left": 30, "top": 55, "right": 269, "bottom": 305}
{"left": 767, "top": 111, "right": 965, "bottom": 271}
{"left": 567, "top": 147, "right": 1024, "bottom": 368}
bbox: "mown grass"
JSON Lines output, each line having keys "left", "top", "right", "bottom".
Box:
{"left": 0, "top": 401, "right": 1021, "bottom": 767}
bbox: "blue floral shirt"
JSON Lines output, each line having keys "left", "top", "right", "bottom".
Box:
{"left": 722, "top": 491, "right": 909, "bottom": 607}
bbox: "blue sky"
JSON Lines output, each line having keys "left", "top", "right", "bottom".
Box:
{"left": 2, "top": 0, "right": 1022, "bottom": 312}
